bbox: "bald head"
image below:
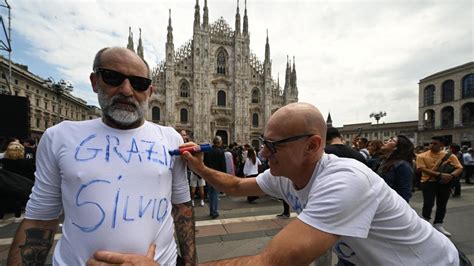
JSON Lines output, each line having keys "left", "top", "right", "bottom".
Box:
{"left": 92, "top": 47, "right": 150, "bottom": 77}
{"left": 266, "top": 102, "right": 327, "bottom": 144}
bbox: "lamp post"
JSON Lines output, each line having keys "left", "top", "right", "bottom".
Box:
{"left": 370, "top": 111, "right": 386, "bottom": 139}
{"left": 43, "top": 77, "right": 73, "bottom": 124}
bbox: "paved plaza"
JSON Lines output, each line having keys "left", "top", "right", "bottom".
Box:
{"left": 1, "top": 184, "right": 473, "bottom": 264}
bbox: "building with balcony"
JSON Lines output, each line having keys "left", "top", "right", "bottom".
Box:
{"left": 418, "top": 62, "right": 474, "bottom": 146}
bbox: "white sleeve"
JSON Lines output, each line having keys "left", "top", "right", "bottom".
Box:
{"left": 297, "top": 170, "right": 379, "bottom": 238}
{"left": 255, "top": 170, "right": 284, "bottom": 199}
{"left": 170, "top": 130, "right": 191, "bottom": 204}
{"left": 25, "top": 128, "right": 63, "bottom": 220}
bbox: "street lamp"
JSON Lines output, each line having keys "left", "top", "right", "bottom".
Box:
{"left": 370, "top": 111, "right": 387, "bottom": 125}
{"left": 370, "top": 111, "right": 386, "bottom": 140}
{"left": 43, "top": 77, "right": 73, "bottom": 123}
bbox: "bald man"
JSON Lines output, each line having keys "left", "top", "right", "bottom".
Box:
{"left": 8, "top": 47, "right": 196, "bottom": 265}
{"left": 90, "top": 102, "right": 460, "bottom": 265}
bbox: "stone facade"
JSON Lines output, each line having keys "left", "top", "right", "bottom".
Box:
{"left": 0, "top": 56, "right": 100, "bottom": 141}
{"left": 128, "top": 1, "right": 298, "bottom": 146}
{"left": 418, "top": 62, "right": 474, "bottom": 146}
{"left": 336, "top": 120, "right": 419, "bottom": 145}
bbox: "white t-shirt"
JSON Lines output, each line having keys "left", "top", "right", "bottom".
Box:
{"left": 243, "top": 157, "right": 261, "bottom": 176}
{"left": 26, "top": 119, "right": 190, "bottom": 265}
{"left": 256, "top": 153, "right": 459, "bottom": 265}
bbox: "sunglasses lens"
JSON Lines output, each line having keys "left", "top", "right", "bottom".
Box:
{"left": 129, "top": 77, "right": 151, "bottom": 92}
{"left": 100, "top": 69, "right": 125, "bottom": 87}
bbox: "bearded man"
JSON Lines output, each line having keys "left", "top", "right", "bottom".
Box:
{"left": 8, "top": 47, "right": 196, "bottom": 265}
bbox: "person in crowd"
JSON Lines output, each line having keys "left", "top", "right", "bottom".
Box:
{"left": 416, "top": 136, "right": 463, "bottom": 237}
{"left": 203, "top": 136, "right": 227, "bottom": 219}
{"left": 450, "top": 144, "right": 464, "bottom": 197}
{"left": 22, "top": 138, "right": 37, "bottom": 161}
{"left": 366, "top": 139, "right": 383, "bottom": 170}
{"left": 376, "top": 135, "right": 414, "bottom": 202}
{"left": 243, "top": 147, "right": 261, "bottom": 204}
{"left": 0, "top": 142, "right": 34, "bottom": 223}
{"left": 90, "top": 102, "right": 462, "bottom": 265}
{"left": 463, "top": 148, "right": 474, "bottom": 184}
{"left": 189, "top": 171, "right": 206, "bottom": 207}
{"left": 0, "top": 137, "right": 19, "bottom": 160}
{"left": 325, "top": 127, "right": 367, "bottom": 164}
{"left": 8, "top": 47, "right": 196, "bottom": 265}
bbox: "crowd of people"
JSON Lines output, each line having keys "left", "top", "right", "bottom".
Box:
{"left": 2, "top": 46, "right": 472, "bottom": 265}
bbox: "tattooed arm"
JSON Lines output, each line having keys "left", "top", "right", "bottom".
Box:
{"left": 7, "top": 218, "right": 59, "bottom": 265}
{"left": 172, "top": 201, "right": 197, "bottom": 265}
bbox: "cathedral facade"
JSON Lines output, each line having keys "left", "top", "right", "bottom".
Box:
{"left": 128, "top": 1, "right": 298, "bottom": 146}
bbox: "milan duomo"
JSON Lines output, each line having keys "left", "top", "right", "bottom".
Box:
{"left": 127, "top": 0, "right": 298, "bottom": 147}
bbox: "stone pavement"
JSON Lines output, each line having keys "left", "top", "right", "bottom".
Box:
{"left": 1, "top": 185, "right": 473, "bottom": 264}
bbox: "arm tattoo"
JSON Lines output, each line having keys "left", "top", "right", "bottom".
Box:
{"left": 20, "top": 228, "right": 55, "bottom": 265}
{"left": 172, "top": 201, "right": 197, "bottom": 265}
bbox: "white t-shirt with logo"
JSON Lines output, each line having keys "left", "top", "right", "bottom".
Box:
{"left": 256, "top": 153, "right": 459, "bottom": 265}
{"left": 26, "top": 119, "right": 190, "bottom": 265}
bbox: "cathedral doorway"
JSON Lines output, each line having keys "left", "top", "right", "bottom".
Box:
{"left": 216, "top": 130, "right": 228, "bottom": 146}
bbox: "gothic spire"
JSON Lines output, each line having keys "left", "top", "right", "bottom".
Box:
{"left": 243, "top": 0, "right": 248, "bottom": 35}
{"left": 326, "top": 112, "right": 333, "bottom": 127}
{"left": 127, "top": 26, "right": 134, "bottom": 52}
{"left": 137, "top": 28, "right": 144, "bottom": 59}
{"left": 277, "top": 72, "right": 280, "bottom": 90}
{"left": 194, "top": 0, "right": 201, "bottom": 30}
{"left": 264, "top": 29, "right": 270, "bottom": 62}
{"left": 235, "top": 0, "right": 241, "bottom": 34}
{"left": 167, "top": 9, "right": 173, "bottom": 44}
{"left": 284, "top": 55, "right": 291, "bottom": 91}
{"left": 291, "top": 56, "right": 297, "bottom": 90}
{"left": 203, "top": 0, "right": 209, "bottom": 28}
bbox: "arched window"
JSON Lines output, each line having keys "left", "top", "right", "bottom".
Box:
{"left": 216, "top": 50, "right": 226, "bottom": 75}
{"left": 423, "top": 85, "right": 435, "bottom": 106}
{"left": 423, "top": 109, "right": 435, "bottom": 129}
{"left": 251, "top": 88, "right": 260, "bottom": 103}
{"left": 252, "top": 113, "right": 259, "bottom": 127}
{"left": 180, "top": 108, "right": 188, "bottom": 123}
{"left": 180, "top": 80, "right": 189, "bottom": 98}
{"left": 217, "top": 90, "right": 226, "bottom": 106}
{"left": 441, "top": 80, "right": 454, "bottom": 103}
{"left": 152, "top": 107, "right": 160, "bottom": 121}
{"left": 461, "top": 103, "right": 474, "bottom": 126}
{"left": 441, "top": 106, "right": 454, "bottom": 128}
{"left": 462, "top": 74, "right": 474, "bottom": 99}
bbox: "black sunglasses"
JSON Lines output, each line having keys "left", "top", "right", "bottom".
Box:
{"left": 259, "top": 134, "right": 314, "bottom": 154}
{"left": 95, "top": 68, "right": 151, "bottom": 92}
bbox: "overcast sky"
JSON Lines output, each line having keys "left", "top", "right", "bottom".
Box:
{"left": 2, "top": 0, "right": 473, "bottom": 127}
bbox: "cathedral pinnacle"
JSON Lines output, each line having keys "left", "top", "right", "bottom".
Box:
{"left": 291, "top": 56, "right": 297, "bottom": 91}
{"left": 194, "top": 0, "right": 201, "bottom": 30}
{"left": 137, "top": 28, "right": 144, "bottom": 59}
{"left": 235, "top": 0, "right": 241, "bottom": 34}
{"left": 167, "top": 9, "right": 173, "bottom": 44}
{"left": 127, "top": 26, "right": 134, "bottom": 52}
{"left": 243, "top": 0, "right": 248, "bottom": 35}
{"left": 265, "top": 29, "right": 270, "bottom": 62}
{"left": 203, "top": 0, "right": 209, "bottom": 28}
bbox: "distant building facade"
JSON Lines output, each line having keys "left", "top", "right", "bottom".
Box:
{"left": 336, "top": 120, "right": 419, "bottom": 145}
{"left": 127, "top": 1, "right": 298, "bottom": 146}
{"left": 418, "top": 62, "right": 474, "bottom": 147}
{"left": 0, "top": 56, "right": 100, "bottom": 141}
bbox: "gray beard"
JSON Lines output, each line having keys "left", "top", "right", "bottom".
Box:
{"left": 98, "top": 89, "right": 148, "bottom": 127}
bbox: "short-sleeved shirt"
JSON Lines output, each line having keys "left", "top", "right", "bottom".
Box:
{"left": 416, "top": 150, "right": 463, "bottom": 182}
{"left": 26, "top": 119, "right": 190, "bottom": 265}
{"left": 256, "top": 153, "right": 459, "bottom": 265}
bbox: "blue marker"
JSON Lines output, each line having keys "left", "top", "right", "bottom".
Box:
{"left": 169, "top": 143, "right": 212, "bottom": 156}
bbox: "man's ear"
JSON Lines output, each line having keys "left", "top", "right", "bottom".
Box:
{"left": 307, "top": 135, "right": 322, "bottom": 153}
{"left": 147, "top": 85, "right": 154, "bottom": 97}
{"left": 90, "top": 73, "right": 98, "bottom": 93}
